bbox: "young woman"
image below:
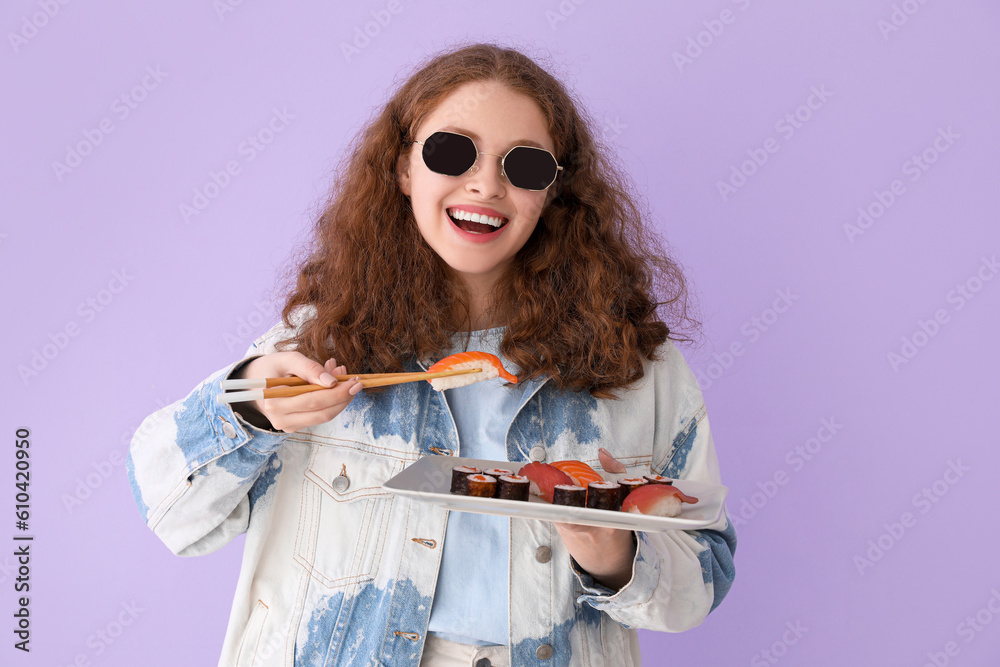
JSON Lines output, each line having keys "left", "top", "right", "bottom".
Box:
{"left": 128, "top": 43, "right": 736, "bottom": 667}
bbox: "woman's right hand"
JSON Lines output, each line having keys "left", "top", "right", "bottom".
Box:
{"left": 231, "top": 352, "right": 364, "bottom": 433}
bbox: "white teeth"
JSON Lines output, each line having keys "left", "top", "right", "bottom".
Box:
{"left": 448, "top": 208, "right": 507, "bottom": 228}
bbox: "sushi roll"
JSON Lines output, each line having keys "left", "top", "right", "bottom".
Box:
{"left": 450, "top": 465, "right": 481, "bottom": 494}
{"left": 643, "top": 474, "right": 674, "bottom": 486}
{"left": 465, "top": 474, "right": 498, "bottom": 498}
{"left": 497, "top": 475, "right": 530, "bottom": 501}
{"left": 617, "top": 478, "right": 647, "bottom": 510}
{"left": 552, "top": 484, "right": 586, "bottom": 507}
{"left": 427, "top": 351, "right": 519, "bottom": 391}
{"left": 483, "top": 467, "right": 514, "bottom": 478}
{"left": 586, "top": 481, "right": 621, "bottom": 510}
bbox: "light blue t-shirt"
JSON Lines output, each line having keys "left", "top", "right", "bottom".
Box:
{"left": 426, "top": 326, "right": 524, "bottom": 646}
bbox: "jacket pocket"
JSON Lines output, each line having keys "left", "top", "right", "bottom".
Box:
{"left": 235, "top": 600, "right": 269, "bottom": 667}
{"left": 294, "top": 443, "right": 404, "bottom": 589}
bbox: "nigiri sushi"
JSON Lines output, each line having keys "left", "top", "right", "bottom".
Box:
{"left": 620, "top": 484, "right": 699, "bottom": 517}
{"left": 550, "top": 460, "right": 604, "bottom": 488}
{"left": 427, "top": 351, "right": 519, "bottom": 391}
{"left": 517, "top": 462, "right": 573, "bottom": 503}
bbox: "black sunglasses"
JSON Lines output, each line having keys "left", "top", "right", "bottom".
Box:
{"left": 412, "top": 130, "right": 563, "bottom": 191}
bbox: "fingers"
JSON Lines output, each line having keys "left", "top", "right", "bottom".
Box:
{"left": 239, "top": 352, "right": 365, "bottom": 432}
{"left": 262, "top": 379, "right": 363, "bottom": 432}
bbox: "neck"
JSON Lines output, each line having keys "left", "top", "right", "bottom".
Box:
{"left": 460, "top": 273, "right": 503, "bottom": 331}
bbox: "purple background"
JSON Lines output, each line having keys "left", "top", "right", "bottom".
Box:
{"left": 3, "top": 1, "right": 999, "bottom": 665}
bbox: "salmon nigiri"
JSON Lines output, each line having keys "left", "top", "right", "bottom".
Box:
{"left": 517, "top": 462, "right": 573, "bottom": 503}
{"left": 550, "top": 460, "right": 604, "bottom": 487}
{"left": 427, "top": 351, "right": 518, "bottom": 391}
{"left": 621, "top": 484, "right": 699, "bottom": 517}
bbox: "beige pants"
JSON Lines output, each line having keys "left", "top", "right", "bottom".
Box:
{"left": 418, "top": 635, "right": 511, "bottom": 667}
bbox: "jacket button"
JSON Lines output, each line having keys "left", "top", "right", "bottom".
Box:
{"left": 529, "top": 446, "right": 546, "bottom": 462}
{"left": 332, "top": 475, "right": 350, "bottom": 493}
{"left": 535, "top": 546, "right": 551, "bottom": 563}
{"left": 475, "top": 660, "right": 491, "bottom": 667}
{"left": 221, "top": 419, "right": 237, "bottom": 439}
{"left": 536, "top": 644, "right": 553, "bottom": 660}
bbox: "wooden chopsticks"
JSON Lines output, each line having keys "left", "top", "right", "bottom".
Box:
{"left": 217, "top": 368, "right": 482, "bottom": 404}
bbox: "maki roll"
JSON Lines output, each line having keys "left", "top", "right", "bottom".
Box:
{"left": 643, "top": 474, "right": 674, "bottom": 486}
{"left": 450, "top": 465, "right": 481, "bottom": 494}
{"left": 497, "top": 474, "right": 530, "bottom": 501}
{"left": 617, "top": 478, "right": 647, "bottom": 508}
{"left": 484, "top": 467, "right": 514, "bottom": 478}
{"left": 552, "top": 484, "right": 586, "bottom": 507}
{"left": 465, "top": 474, "right": 498, "bottom": 498}
{"left": 586, "top": 481, "right": 621, "bottom": 510}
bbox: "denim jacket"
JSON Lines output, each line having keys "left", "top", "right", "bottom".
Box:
{"left": 127, "top": 313, "right": 736, "bottom": 666}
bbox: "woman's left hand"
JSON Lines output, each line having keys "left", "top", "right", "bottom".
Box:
{"left": 551, "top": 522, "right": 637, "bottom": 591}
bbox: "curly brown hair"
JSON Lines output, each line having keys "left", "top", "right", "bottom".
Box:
{"left": 279, "top": 42, "right": 700, "bottom": 399}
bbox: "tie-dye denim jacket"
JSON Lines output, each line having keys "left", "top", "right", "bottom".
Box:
{"left": 128, "top": 313, "right": 736, "bottom": 666}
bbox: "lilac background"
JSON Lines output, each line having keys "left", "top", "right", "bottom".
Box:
{"left": 3, "top": 1, "right": 999, "bottom": 665}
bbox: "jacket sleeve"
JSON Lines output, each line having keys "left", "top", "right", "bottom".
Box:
{"left": 570, "top": 342, "right": 737, "bottom": 631}
{"left": 126, "top": 319, "right": 298, "bottom": 557}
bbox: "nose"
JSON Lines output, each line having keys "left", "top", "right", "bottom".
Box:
{"left": 466, "top": 152, "right": 506, "bottom": 198}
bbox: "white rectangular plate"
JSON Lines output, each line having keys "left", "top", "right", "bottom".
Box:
{"left": 383, "top": 456, "right": 729, "bottom": 533}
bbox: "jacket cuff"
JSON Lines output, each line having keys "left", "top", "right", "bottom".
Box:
{"left": 570, "top": 532, "right": 660, "bottom": 629}
{"left": 222, "top": 356, "right": 286, "bottom": 437}
{"left": 183, "top": 360, "right": 288, "bottom": 469}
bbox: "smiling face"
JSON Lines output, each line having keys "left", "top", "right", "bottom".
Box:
{"left": 398, "top": 80, "right": 557, "bottom": 303}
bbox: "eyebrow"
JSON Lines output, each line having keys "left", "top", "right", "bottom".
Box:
{"left": 438, "top": 125, "right": 546, "bottom": 150}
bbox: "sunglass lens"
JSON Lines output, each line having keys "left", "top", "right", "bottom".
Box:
{"left": 422, "top": 132, "right": 477, "bottom": 176}
{"left": 504, "top": 147, "right": 558, "bottom": 190}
